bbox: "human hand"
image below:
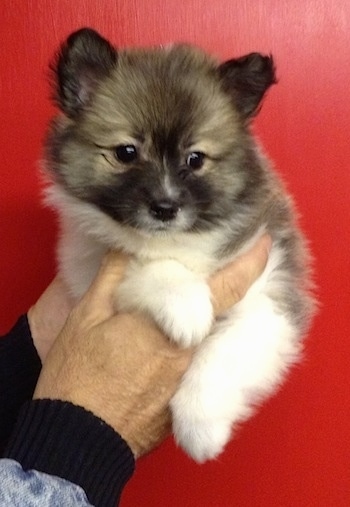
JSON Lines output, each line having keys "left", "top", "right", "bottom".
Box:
{"left": 28, "top": 275, "right": 75, "bottom": 362}
{"left": 28, "top": 234, "right": 271, "bottom": 362}
{"left": 33, "top": 234, "right": 271, "bottom": 457}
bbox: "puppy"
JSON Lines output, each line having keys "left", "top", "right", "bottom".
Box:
{"left": 44, "top": 28, "right": 315, "bottom": 462}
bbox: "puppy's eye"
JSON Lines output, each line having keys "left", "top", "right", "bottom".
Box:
{"left": 114, "top": 145, "right": 138, "bottom": 163}
{"left": 186, "top": 151, "right": 205, "bottom": 170}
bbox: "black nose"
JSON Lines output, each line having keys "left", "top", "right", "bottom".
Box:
{"left": 149, "top": 199, "right": 179, "bottom": 221}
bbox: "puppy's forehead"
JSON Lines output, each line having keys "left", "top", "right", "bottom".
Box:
{"left": 87, "top": 45, "right": 237, "bottom": 146}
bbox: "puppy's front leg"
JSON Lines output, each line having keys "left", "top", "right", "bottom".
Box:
{"left": 171, "top": 292, "right": 300, "bottom": 462}
{"left": 116, "top": 260, "right": 213, "bottom": 347}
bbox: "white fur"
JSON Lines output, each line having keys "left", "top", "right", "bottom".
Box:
{"left": 117, "top": 260, "right": 213, "bottom": 347}
{"left": 48, "top": 185, "right": 301, "bottom": 462}
{"left": 171, "top": 291, "right": 299, "bottom": 462}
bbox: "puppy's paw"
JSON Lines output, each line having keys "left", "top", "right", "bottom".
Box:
{"left": 117, "top": 260, "right": 213, "bottom": 348}
{"left": 171, "top": 398, "right": 232, "bottom": 463}
{"left": 155, "top": 281, "right": 213, "bottom": 347}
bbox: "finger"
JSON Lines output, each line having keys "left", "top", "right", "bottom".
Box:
{"left": 209, "top": 234, "right": 272, "bottom": 316}
{"left": 79, "top": 250, "right": 129, "bottom": 318}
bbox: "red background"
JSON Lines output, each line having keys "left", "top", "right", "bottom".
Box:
{"left": 1, "top": 1, "right": 349, "bottom": 506}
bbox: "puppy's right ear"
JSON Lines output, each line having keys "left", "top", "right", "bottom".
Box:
{"left": 52, "top": 28, "right": 117, "bottom": 117}
{"left": 218, "top": 53, "right": 276, "bottom": 119}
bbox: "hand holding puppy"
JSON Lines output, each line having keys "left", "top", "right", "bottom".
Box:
{"left": 33, "top": 234, "right": 271, "bottom": 457}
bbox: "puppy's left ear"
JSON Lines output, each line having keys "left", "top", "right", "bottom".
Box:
{"left": 218, "top": 53, "right": 277, "bottom": 119}
{"left": 52, "top": 28, "right": 118, "bottom": 117}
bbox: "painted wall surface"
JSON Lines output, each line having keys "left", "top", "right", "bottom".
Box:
{"left": 1, "top": 1, "right": 349, "bottom": 506}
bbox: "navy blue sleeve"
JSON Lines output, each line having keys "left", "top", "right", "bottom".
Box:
{"left": 0, "top": 316, "right": 42, "bottom": 453}
{"left": 1, "top": 316, "right": 135, "bottom": 506}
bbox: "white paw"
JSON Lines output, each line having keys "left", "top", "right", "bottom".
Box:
{"left": 171, "top": 402, "right": 232, "bottom": 463}
{"left": 154, "top": 281, "right": 213, "bottom": 347}
{"left": 170, "top": 348, "right": 250, "bottom": 462}
{"left": 116, "top": 260, "right": 213, "bottom": 347}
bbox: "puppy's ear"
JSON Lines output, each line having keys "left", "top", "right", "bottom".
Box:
{"left": 218, "top": 53, "right": 276, "bottom": 119}
{"left": 52, "top": 28, "right": 117, "bottom": 117}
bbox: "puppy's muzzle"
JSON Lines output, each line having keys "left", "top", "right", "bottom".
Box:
{"left": 149, "top": 199, "right": 180, "bottom": 221}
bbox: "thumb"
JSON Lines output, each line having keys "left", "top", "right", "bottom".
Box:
{"left": 78, "top": 250, "right": 129, "bottom": 320}
{"left": 209, "top": 234, "right": 272, "bottom": 317}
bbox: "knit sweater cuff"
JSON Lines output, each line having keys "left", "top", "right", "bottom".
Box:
{"left": 0, "top": 315, "right": 41, "bottom": 392}
{"left": 0, "top": 315, "right": 42, "bottom": 451}
{"left": 4, "top": 399, "right": 135, "bottom": 507}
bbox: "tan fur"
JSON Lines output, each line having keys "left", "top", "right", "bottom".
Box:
{"left": 43, "top": 29, "right": 316, "bottom": 462}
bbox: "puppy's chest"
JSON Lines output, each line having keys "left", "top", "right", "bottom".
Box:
{"left": 125, "top": 231, "right": 228, "bottom": 275}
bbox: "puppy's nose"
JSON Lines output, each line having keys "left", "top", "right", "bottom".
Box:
{"left": 149, "top": 199, "right": 179, "bottom": 221}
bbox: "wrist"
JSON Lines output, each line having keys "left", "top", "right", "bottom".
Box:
{"left": 4, "top": 399, "right": 135, "bottom": 507}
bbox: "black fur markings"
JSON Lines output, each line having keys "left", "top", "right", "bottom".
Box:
{"left": 219, "top": 53, "right": 277, "bottom": 118}
{"left": 53, "top": 28, "right": 117, "bottom": 117}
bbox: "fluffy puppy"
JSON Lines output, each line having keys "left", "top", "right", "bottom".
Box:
{"left": 44, "top": 28, "right": 315, "bottom": 462}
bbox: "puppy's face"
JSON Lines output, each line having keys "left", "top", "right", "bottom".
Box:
{"left": 46, "top": 29, "right": 276, "bottom": 234}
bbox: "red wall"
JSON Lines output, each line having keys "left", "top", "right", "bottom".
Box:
{"left": 1, "top": 1, "right": 350, "bottom": 506}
